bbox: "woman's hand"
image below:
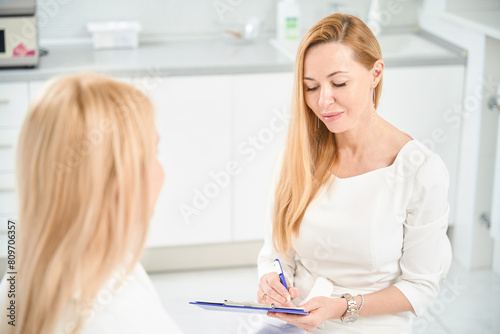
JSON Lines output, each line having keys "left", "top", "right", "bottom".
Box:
{"left": 257, "top": 272, "right": 300, "bottom": 307}
{"left": 268, "top": 296, "right": 347, "bottom": 332}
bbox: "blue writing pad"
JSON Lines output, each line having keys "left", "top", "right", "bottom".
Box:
{"left": 190, "top": 301, "right": 309, "bottom": 315}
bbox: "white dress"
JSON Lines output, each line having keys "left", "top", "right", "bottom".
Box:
{"left": 255, "top": 140, "right": 452, "bottom": 334}
{"left": 0, "top": 263, "right": 183, "bottom": 334}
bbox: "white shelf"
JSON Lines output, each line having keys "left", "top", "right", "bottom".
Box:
{"left": 441, "top": 10, "right": 500, "bottom": 40}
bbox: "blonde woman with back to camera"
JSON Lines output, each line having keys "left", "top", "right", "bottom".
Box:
{"left": 0, "top": 74, "right": 183, "bottom": 333}
{"left": 253, "top": 13, "right": 452, "bottom": 333}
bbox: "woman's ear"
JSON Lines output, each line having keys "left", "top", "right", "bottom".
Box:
{"left": 371, "top": 59, "right": 384, "bottom": 87}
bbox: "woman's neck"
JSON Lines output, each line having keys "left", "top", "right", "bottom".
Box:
{"left": 335, "top": 114, "right": 386, "bottom": 160}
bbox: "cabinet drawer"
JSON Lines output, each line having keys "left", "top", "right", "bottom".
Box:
{"left": 0, "top": 172, "right": 15, "bottom": 190}
{"left": 0, "top": 195, "right": 17, "bottom": 214}
{"left": 0, "top": 182, "right": 17, "bottom": 214}
{"left": 0, "top": 82, "right": 29, "bottom": 128}
{"left": 0, "top": 129, "right": 20, "bottom": 172}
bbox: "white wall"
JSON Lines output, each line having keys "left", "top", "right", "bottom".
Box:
{"left": 35, "top": 0, "right": 420, "bottom": 43}
{"left": 486, "top": 36, "right": 500, "bottom": 275}
{"left": 418, "top": 0, "right": 498, "bottom": 269}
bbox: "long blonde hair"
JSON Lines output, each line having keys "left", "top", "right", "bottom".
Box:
{"left": 273, "top": 13, "right": 383, "bottom": 254}
{"left": 6, "top": 73, "right": 156, "bottom": 334}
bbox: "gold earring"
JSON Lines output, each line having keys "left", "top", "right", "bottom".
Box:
{"left": 372, "top": 89, "right": 376, "bottom": 120}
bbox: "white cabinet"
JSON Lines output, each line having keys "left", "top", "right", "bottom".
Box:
{"left": 0, "top": 82, "right": 29, "bottom": 128}
{"left": 0, "top": 82, "right": 29, "bottom": 258}
{"left": 134, "top": 73, "right": 294, "bottom": 247}
{"left": 231, "top": 72, "right": 293, "bottom": 241}
{"left": 378, "top": 65, "right": 465, "bottom": 224}
{"left": 0, "top": 173, "right": 16, "bottom": 214}
{"left": 137, "top": 75, "right": 233, "bottom": 247}
{"left": 0, "top": 128, "right": 19, "bottom": 172}
{"left": 0, "top": 82, "right": 29, "bottom": 219}
{"left": 0, "top": 130, "right": 17, "bottom": 218}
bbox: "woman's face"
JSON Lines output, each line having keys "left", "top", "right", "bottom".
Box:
{"left": 150, "top": 133, "right": 164, "bottom": 217}
{"left": 303, "top": 42, "right": 381, "bottom": 134}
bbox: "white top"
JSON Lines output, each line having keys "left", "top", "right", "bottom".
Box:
{"left": 257, "top": 140, "right": 452, "bottom": 333}
{"left": 0, "top": 263, "right": 183, "bottom": 334}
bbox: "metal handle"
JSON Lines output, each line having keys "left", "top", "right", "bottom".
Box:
{"left": 488, "top": 96, "right": 500, "bottom": 111}
{"left": 480, "top": 212, "right": 491, "bottom": 229}
{"left": 0, "top": 99, "right": 10, "bottom": 105}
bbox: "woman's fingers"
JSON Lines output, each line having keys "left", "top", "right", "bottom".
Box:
{"left": 268, "top": 297, "right": 331, "bottom": 332}
{"left": 265, "top": 286, "right": 292, "bottom": 306}
{"left": 258, "top": 273, "right": 293, "bottom": 306}
{"left": 289, "top": 287, "right": 300, "bottom": 300}
{"left": 267, "top": 274, "right": 291, "bottom": 298}
{"left": 267, "top": 274, "right": 293, "bottom": 305}
{"left": 257, "top": 289, "right": 267, "bottom": 303}
{"left": 259, "top": 283, "right": 291, "bottom": 306}
{"left": 268, "top": 312, "right": 321, "bottom": 332}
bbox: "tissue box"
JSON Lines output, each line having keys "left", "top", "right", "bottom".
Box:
{"left": 86, "top": 21, "right": 141, "bottom": 50}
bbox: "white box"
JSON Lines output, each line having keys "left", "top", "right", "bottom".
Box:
{"left": 86, "top": 21, "right": 141, "bottom": 50}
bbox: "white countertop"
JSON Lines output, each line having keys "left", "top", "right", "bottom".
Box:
{"left": 0, "top": 30, "right": 466, "bottom": 83}
{"left": 441, "top": 10, "right": 500, "bottom": 40}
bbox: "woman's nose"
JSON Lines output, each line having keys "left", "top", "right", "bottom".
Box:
{"left": 318, "top": 87, "right": 335, "bottom": 109}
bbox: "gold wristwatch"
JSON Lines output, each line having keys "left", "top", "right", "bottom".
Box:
{"left": 341, "top": 293, "right": 359, "bottom": 323}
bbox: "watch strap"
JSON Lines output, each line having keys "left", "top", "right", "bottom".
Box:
{"left": 341, "top": 293, "right": 358, "bottom": 312}
{"left": 341, "top": 293, "right": 359, "bottom": 323}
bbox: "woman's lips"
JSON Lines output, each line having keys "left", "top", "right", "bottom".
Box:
{"left": 321, "top": 112, "right": 344, "bottom": 123}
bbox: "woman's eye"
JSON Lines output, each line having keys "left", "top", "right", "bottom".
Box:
{"left": 306, "top": 86, "right": 318, "bottom": 91}
{"left": 333, "top": 82, "right": 346, "bottom": 87}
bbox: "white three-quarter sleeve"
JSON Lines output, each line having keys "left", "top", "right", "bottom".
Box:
{"left": 257, "top": 208, "right": 297, "bottom": 284}
{"left": 393, "top": 153, "right": 452, "bottom": 317}
{"left": 257, "top": 152, "right": 296, "bottom": 284}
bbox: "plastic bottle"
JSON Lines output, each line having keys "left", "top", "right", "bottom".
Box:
{"left": 276, "top": 0, "right": 300, "bottom": 42}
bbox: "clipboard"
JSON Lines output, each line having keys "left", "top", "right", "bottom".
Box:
{"left": 190, "top": 300, "right": 309, "bottom": 315}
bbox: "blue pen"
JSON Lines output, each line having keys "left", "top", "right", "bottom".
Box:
{"left": 274, "top": 259, "right": 291, "bottom": 302}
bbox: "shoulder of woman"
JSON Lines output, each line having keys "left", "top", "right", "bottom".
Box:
{"left": 400, "top": 140, "right": 447, "bottom": 171}
{"left": 398, "top": 140, "right": 450, "bottom": 195}
{"left": 78, "top": 264, "right": 178, "bottom": 333}
{"left": 388, "top": 139, "right": 449, "bottom": 193}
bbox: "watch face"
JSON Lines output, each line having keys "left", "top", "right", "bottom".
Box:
{"left": 344, "top": 313, "right": 359, "bottom": 324}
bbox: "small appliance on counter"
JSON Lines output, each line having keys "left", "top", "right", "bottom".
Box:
{"left": 86, "top": 21, "right": 141, "bottom": 50}
{"left": 0, "top": 0, "right": 39, "bottom": 68}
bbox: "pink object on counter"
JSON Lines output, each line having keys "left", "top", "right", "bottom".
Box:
{"left": 13, "top": 43, "right": 35, "bottom": 57}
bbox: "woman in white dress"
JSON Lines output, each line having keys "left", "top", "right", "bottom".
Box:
{"left": 0, "top": 74, "right": 182, "bottom": 334}
{"left": 254, "top": 13, "right": 452, "bottom": 333}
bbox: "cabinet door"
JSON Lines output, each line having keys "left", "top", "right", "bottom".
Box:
{"left": 0, "top": 129, "right": 18, "bottom": 222}
{"left": 0, "top": 82, "right": 29, "bottom": 129}
{"left": 0, "top": 173, "right": 16, "bottom": 215}
{"left": 0, "top": 82, "right": 28, "bottom": 259}
{"left": 136, "top": 75, "right": 232, "bottom": 247}
{"left": 232, "top": 72, "right": 294, "bottom": 241}
{"left": 378, "top": 65, "right": 465, "bottom": 225}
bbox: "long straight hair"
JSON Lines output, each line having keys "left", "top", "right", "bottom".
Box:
{"left": 272, "top": 13, "right": 383, "bottom": 254}
{"left": 4, "top": 73, "right": 156, "bottom": 334}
